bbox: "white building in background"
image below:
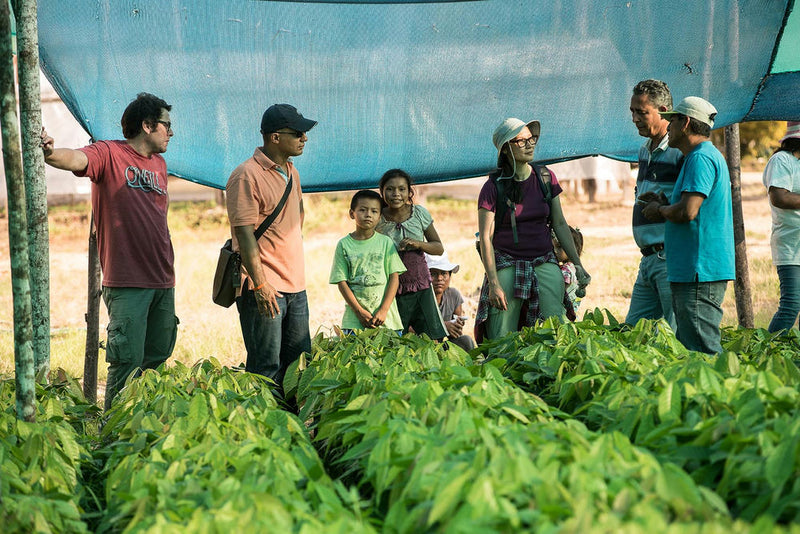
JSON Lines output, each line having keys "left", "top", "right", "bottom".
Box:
{"left": 548, "top": 155, "right": 634, "bottom": 203}
{"left": 0, "top": 72, "right": 91, "bottom": 209}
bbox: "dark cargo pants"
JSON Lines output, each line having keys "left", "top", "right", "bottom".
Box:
{"left": 102, "top": 287, "right": 178, "bottom": 410}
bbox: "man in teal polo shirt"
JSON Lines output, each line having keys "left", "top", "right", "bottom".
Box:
{"left": 641, "top": 96, "right": 734, "bottom": 354}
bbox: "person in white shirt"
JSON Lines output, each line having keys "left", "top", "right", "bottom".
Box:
{"left": 763, "top": 121, "right": 800, "bottom": 332}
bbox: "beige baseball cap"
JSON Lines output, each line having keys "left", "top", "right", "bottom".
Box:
{"left": 659, "top": 96, "right": 717, "bottom": 128}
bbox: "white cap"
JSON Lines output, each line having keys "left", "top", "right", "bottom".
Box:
{"left": 425, "top": 251, "right": 459, "bottom": 273}
{"left": 660, "top": 96, "right": 717, "bottom": 128}
{"left": 492, "top": 117, "right": 540, "bottom": 166}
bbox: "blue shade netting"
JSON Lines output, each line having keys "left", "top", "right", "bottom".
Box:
{"left": 38, "top": 0, "right": 799, "bottom": 192}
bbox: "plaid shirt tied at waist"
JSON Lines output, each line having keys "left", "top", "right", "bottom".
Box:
{"left": 475, "top": 249, "right": 561, "bottom": 329}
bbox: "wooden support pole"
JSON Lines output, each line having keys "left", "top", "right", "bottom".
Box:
{"left": 725, "top": 123, "right": 754, "bottom": 328}
{"left": 1, "top": 0, "right": 35, "bottom": 422}
{"left": 83, "top": 218, "right": 101, "bottom": 403}
{"left": 12, "top": 0, "right": 50, "bottom": 377}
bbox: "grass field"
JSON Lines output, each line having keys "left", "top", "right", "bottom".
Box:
{"left": 0, "top": 172, "right": 781, "bottom": 395}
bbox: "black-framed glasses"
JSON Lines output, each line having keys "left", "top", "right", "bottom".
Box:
{"left": 275, "top": 129, "right": 304, "bottom": 138}
{"left": 157, "top": 120, "right": 172, "bottom": 132}
{"left": 510, "top": 136, "right": 537, "bottom": 148}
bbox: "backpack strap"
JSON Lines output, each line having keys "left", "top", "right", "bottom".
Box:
{"left": 535, "top": 165, "right": 554, "bottom": 225}
{"left": 536, "top": 165, "right": 553, "bottom": 207}
{"left": 493, "top": 165, "right": 553, "bottom": 245}
{"left": 492, "top": 177, "right": 519, "bottom": 244}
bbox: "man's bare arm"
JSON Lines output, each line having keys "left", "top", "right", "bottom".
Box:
{"left": 40, "top": 128, "right": 88, "bottom": 172}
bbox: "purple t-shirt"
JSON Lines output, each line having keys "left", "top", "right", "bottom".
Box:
{"left": 478, "top": 168, "right": 563, "bottom": 259}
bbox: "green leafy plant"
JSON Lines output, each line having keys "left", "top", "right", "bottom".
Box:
{"left": 287, "top": 329, "right": 762, "bottom": 532}
{"left": 0, "top": 374, "right": 97, "bottom": 533}
{"left": 95, "top": 359, "right": 374, "bottom": 533}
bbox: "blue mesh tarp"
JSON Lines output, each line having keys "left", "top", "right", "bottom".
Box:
{"left": 38, "top": 0, "right": 800, "bottom": 192}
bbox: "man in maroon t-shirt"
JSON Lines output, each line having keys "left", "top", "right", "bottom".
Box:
{"left": 41, "top": 93, "right": 177, "bottom": 410}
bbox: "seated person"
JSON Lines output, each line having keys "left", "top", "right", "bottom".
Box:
{"left": 425, "top": 252, "right": 476, "bottom": 351}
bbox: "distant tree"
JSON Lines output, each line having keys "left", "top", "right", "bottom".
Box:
{"left": 711, "top": 121, "right": 784, "bottom": 170}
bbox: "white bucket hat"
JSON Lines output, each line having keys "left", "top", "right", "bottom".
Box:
{"left": 492, "top": 117, "right": 540, "bottom": 167}
{"left": 780, "top": 121, "right": 800, "bottom": 143}
{"left": 425, "top": 251, "right": 459, "bottom": 274}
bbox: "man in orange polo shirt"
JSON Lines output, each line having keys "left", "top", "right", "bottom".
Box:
{"left": 225, "top": 104, "right": 316, "bottom": 406}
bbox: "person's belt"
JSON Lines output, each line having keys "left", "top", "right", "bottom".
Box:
{"left": 640, "top": 243, "right": 664, "bottom": 256}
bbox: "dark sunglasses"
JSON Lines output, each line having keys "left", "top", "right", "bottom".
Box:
{"left": 275, "top": 129, "right": 304, "bottom": 138}
{"left": 509, "top": 136, "right": 537, "bottom": 148}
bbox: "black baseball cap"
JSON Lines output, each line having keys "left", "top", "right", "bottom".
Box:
{"left": 260, "top": 104, "right": 317, "bottom": 134}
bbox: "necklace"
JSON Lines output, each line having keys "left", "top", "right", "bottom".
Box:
{"left": 514, "top": 164, "right": 532, "bottom": 182}
{"left": 384, "top": 204, "right": 411, "bottom": 222}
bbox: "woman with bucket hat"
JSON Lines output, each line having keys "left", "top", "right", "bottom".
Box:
{"left": 475, "top": 117, "right": 590, "bottom": 341}
{"left": 763, "top": 121, "right": 800, "bottom": 332}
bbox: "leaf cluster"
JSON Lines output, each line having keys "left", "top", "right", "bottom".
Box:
{"left": 94, "top": 358, "right": 374, "bottom": 533}
{"left": 287, "top": 328, "right": 765, "bottom": 533}
{"left": 494, "top": 311, "right": 800, "bottom": 524}
{"left": 0, "top": 373, "right": 98, "bottom": 533}
{"left": 4, "top": 313, "right": 800, "bottom": 534}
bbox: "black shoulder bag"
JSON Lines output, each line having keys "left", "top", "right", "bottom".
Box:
{"left": 212, "top": 175, "right": 293, "bottom": 307}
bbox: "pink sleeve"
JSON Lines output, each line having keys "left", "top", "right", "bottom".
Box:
{"left": 75, "top": 141, "right": 110, "bottom": 183}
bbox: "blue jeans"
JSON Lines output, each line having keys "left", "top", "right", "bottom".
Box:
{"left": 769, "top": 265, "right": 800, "bottom": 333}
{"left": 626, "top": 252, "right": 676, "bottom": 330}
{"left": 236, "top": 289, "right": 311, "bottom": 395}
{"left": 670, "top": 281, "right": 727, "bottom": 354}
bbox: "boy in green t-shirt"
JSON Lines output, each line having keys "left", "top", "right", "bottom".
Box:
{"left": 329, "top": 190, "right": 407, "bottom": 333}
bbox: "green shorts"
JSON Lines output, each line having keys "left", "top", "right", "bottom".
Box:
{"left": 396, "top": 286, "right": 448, "bottom": 340}
{"left": 486, "top": 262, "right": 565, "bottom": 340}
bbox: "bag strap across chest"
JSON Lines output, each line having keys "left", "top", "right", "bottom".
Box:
{"left": 254, "top": 174, "right": 293, "bottom": 240}
{"left": 493, "top": 165, "right": 552, "bottom": 245}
